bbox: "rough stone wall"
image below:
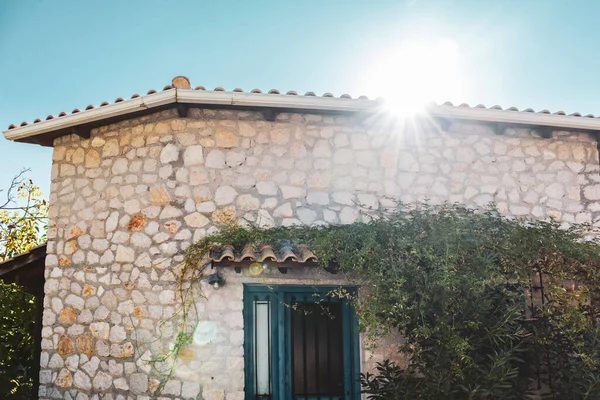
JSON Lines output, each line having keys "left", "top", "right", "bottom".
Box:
{"left": 40, "top": 107, "right": 600, "bottom": 399}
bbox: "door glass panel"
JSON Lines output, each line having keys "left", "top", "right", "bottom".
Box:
{"left": 254, "top": 298, "right": 271, "bottom": 397}
{"left": 291, "top": 298, "right": 344, "bottom": 399}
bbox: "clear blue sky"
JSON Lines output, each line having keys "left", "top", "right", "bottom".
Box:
{"left": 1, "top": 0, "right": 598, "bottom": 198}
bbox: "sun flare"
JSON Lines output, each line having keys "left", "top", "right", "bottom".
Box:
{"left": 369, "top": 39, "right": 462, "bottom": 116}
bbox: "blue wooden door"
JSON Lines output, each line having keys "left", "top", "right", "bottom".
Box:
{"left": 244, "top": 286, "right": 360, "bottom": 400}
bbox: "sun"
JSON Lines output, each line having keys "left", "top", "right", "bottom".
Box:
{"left": 368, "top": 39, "right": 462, "bottom": 116}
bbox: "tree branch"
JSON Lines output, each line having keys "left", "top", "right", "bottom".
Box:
{"left": 0, "top": 169, "right": 30, "bottom": 210}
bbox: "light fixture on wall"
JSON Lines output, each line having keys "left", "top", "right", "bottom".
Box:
{"left": 207, "top": 272, "right": 225, "bottom": 290}
{"left": 248, "top": 262, "right": 265, "bottom": 277}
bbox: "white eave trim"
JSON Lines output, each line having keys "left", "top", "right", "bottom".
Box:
{"left": 429, "top": 106, "right": 600, "bottom": 131}
{"left": 3, "top": 90, "right": 177, "bottom": 141}
{"left": 4, "top": 88, "right": 600, "bottom": 142}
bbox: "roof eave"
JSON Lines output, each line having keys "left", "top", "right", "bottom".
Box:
{"left": 3, "top": 89, "right": 381, "bottom": 144}
{"left": 432, "top": 106, "right": 600, "bottom": 132}
{"left": 3, "top": 89, "right": 177, "bottom": 142}
{"left": 5, "top": 89, "right": 600, "bottom": 144}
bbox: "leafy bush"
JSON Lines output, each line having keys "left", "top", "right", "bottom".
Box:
{"left": 0, "top": 282, "right": 36, "bottom": 399}
{"left": 182, "top": 203, "right": 600, "bottom": 399}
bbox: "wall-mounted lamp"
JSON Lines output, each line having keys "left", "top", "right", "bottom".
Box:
{"left": 207, "top": 272, "right": 225, "bottom": 290}
{"left": 248, "top": 262, "right": 264, "bottom": 277}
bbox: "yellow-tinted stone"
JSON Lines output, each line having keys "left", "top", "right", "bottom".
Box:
{"left": 149, "top": 187, "right": 171, "bottom": 206}
{"left": 216, "top": 128, "right": 238, "bottom": 148}
{"left": 59, "top": 308, "right": 77, "bottom": 325}
{"left": 77, "top": 333, "right": 95, "bottom": 357}
{"left": 55, "top": 368, "right": 73, "bottom": 389}
{"left": 85, "top": 150, "right": 101, "bottom": 168}
{"left": 127, "top": 214, "right": 147, "bottom": 231}
{"left": 57, "top": 335, "right": 75, "bottom": 356}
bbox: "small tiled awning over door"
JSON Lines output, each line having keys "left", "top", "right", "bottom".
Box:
{"left": 209, "top": 243, "right": 318, "bottom": 273}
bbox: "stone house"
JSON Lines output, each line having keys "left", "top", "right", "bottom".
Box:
{"left": 4, "top": 75, "right": 600, "bottom": 400}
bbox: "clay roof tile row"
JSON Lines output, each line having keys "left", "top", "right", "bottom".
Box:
{"left": 7, "top": 83, "right": 383, "bottom": 130}
{"left": 7, "top": 76, "right": 600, "bottom": 131}
{"left": 210, "top": 244, "right": 318, "bottom": 264}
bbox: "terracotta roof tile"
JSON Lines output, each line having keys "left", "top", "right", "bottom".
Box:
{"left": 209, "top": 243, "right": 318, "bottom": 265}
{"left": 171, "top": 76, "right": 191, "bottom": 89}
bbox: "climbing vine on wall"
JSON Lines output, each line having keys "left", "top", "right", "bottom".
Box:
{"left": 163, "top": 203, "right": 600, "bottom": 399}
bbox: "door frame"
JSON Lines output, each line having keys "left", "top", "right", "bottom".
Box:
{"left": 243, "top": 284, "right": 361, "bottom": 400}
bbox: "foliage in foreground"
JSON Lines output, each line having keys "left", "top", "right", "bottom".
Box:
{"left": 181, "top": 203, "right": 600, "bottom": 399}
{"left": 0, "top": 174, "right": 47, "bottom": 399}
{"left": 0, "top": 173, "right": 48, "bottom": 261}
{"left": 0, "top": 282, "right": 36, "bottom": 399}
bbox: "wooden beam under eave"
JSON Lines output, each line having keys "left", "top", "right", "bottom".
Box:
{"left": 177, "top": 104, "right": 190, "bottom": 118}
{"left": 493, "top": 122, "right": 508, "bottom": 135}
{"left": 536, "top": 126, "right": 553, "bottom": 139}
{"left": 16, "top": 133, "right": 54, "bottom": 147}
{"left": 260, "top": 109, "right": 277, "bottom": 122}
{"left": 71, "top": 126, "right": 91, "bottom": 140}
{"left": 432, "top": 117, "right": 451, "bottom": 132}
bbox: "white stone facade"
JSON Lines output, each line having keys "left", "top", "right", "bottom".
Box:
{"left": 40, "top": 107, "right": 600, "bottom": 399}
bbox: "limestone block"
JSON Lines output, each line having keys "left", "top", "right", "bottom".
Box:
{"left": 102, "top": 139, "right": 120, "bottom": 157}
{"left": 92, "top": 371, "right": 112, "bottom": 391}
{"left": 55, "top": 368, "right": 73, "bottom": 389}
{"left": 206, "top": 149, "right": 226, "bottom": 168}
{"left": 73, "top": 370, "right": 92, "bottom": 391}
{"left": 215, "top": 186, "right": 238, "bottom": 205}
{"left": 216, "top": 129, "right": 239, "bottom": 148}
{"left": 184, "top": 212, "right": 210, "bottom": 228}
{"left": 160, "top": 143, "right": 180, "bottom": 163}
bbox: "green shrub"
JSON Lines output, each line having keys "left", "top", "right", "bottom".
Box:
{"left": 181, "top": 203, "right": 600, "bottom": 399}
{"left": 0, "top": 282, "right": 36, "bottom": 399}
